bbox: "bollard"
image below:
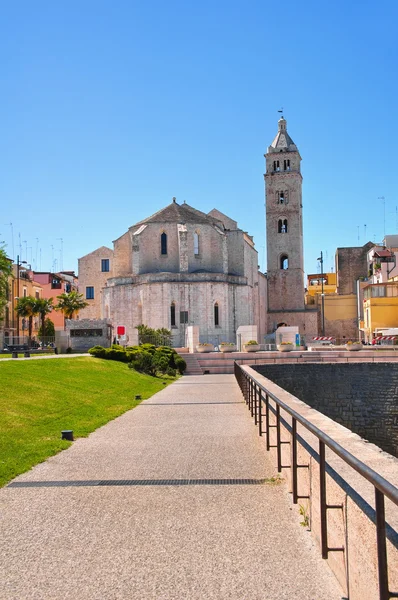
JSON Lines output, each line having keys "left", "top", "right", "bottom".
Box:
{"left": 61, "top": 430, "right": 74, "bottom": 441}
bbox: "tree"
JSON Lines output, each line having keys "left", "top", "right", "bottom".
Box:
{"left": 0, "top": 247, "right": 12, "bottom": 324}
{"left": 38, "top": 317, "right": 55, "bottom": 338}
{"left": 35, "top": 298, "right": 54, "bottom": 340}
{"left": 55, "top": 291, "right": 88, "bottom": 327}
{"left": 16, "top": 296, "right": 37, "bottom": 339}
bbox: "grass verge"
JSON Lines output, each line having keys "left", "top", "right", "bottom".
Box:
{"left": 0, "top": 357, "right": 175, "bottom": 487}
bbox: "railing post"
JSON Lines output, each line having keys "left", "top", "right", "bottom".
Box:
{"left": 319, "top": 440, "right": 328, "bottom": 559}
{"left": 258, "top": 391, "right": 263, "bottom": 436}
{"left": 265, "top": 394, "right": 270, "bottom": 451}
{"left": 375, "top": 488, "right": 390, "bottom": 600}
{"left": 254, "top": 385, "right": 258, "bottom": 423}
{"left": 291, "top": 418, "right": 298, "bottom": 504}
{"left": 276, "top": 404, "right": 282, "bottom": 472}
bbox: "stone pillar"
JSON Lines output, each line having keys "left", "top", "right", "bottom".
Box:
{"left": 185, "top": 325, "right": 199, "bottom": 353}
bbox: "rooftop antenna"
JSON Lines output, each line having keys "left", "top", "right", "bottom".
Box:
{"left": 378, "top": 196, "right": 385, "bottom": 238}
{"left": 357, "top": 225, "right": 360, "bottom": 243}
{"left": 3, "top": 222, "right": 14, "bottom": 257}
{"left": 51, "top": 245, "right": 54, "bottom": 271}
{"left": 278, "top": 107, "right": 284, "bottom": 118}
{"left": 364, "top": 224, "right": 367, "bottom": 241}
{"left": 18, "top": 232, "right": 22, "bottom": 257}
{"left": 35, "top": 238, "right": 39, "bottom": 270}
{"left": 57, "top": 237, "right": 63, "bottom": 271}
{"left": 23, "top": 240, "right": 27, "bottom": 262}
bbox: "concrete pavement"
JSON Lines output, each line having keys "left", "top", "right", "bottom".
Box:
{"left": 0, "top": 374, "right": 344, "bottom": 599}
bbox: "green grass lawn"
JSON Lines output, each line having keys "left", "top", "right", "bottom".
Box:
{"left": 0, "top": 357, "right": 175, "bottom": 487}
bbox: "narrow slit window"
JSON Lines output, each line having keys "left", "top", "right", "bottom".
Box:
{"left": 284, "top": 159, "right": 290, "bottom": 171}
{"left": 194, "top": 232, "right": 199, "bottom": 255}
{"left": 170, "top": 303, "right": 176, "bottom": 327}
{"left": 279, "top": 191, "right": 284, "bottom": 204}
{"left": 161, "top": 232, "right": 167, "bottom": 255}
{"left": 214, "top": 303, "right": 219, "bottom": 327}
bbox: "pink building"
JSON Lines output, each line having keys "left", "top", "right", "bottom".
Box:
{"left": 31, "top": 271, "right": 78, "bottom": 330}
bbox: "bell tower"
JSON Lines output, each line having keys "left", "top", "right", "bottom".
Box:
{"left": 265, "top": 116, "right": 305, "bottom": 322}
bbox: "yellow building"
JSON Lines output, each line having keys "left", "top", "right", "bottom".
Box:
{"left": 306, "top": 272, "right": 337, "bottom": 297}
{"left": 363, "top": 282, "right": 398, "bottom": 342}
{"left": 305, "top": 273, "right": 360, "bottom": 341}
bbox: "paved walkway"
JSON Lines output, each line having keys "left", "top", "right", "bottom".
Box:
{"left": 0, "top": 375, "right": 343, "bottom": 600}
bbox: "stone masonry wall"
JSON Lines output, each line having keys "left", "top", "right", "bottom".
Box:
{"left": 253, "top": 363, "right": 398, "bottom": 457}
{"left": 335, "top": 244, "right": 372, "bottom": 295}
{"left": 66, "top": 318, "right": 112, "bottom": 351}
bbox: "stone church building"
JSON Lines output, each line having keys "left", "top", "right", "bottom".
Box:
{"left": 78, "top": 202, "right": 267, "bottom": 347}
{"left": 78, "top": 116, "right": 314, "bottom": 346}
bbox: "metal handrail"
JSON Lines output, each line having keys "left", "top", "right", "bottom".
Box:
{"left": 234, "top": 361, "right": 398, "bottom": 600}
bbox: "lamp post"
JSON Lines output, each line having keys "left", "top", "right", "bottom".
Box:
{"left": 15, "top": 254, "right": 27, "bottom": 340}
{"left": 317, "top": 251, "right": 325, "bottom": 336}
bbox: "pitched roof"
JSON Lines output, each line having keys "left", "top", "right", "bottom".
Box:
{"left": 268, "top": 117, "right": 297, "bottom": 153}
{"left": 130, "top": 200, "right": 224, "bottom": 228}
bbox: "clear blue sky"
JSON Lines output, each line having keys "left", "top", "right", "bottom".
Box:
{"left": 1, "top": 0, "right": 397, "bottom": 277}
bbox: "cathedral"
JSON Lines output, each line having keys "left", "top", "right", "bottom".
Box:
{"left": 78, "top": 117, "right": 315, "bottom": 346}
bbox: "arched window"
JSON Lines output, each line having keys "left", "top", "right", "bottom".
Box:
{"left": 278, "top": 219, "right": 288, "bottom": 233}
{"left": 170, "top": 302, "right": 176, "bottom": 327}
{"left": 161, "top": 232, "right": 167, "bottom": 255}
{"left": 280, "top": 255, "right": 289, "bottom": 270}
{"left": 214, "top": 302, "right": 219, "bottom": 327}
{"left": 194, "top": 232, "right": 199, "bottom": 255}
{"left": 277, "top": 190, "right": 288, "bottom": 205}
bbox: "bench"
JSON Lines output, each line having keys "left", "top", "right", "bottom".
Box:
{"left": 6, "top": 344, "right": 30, "bottom": 358}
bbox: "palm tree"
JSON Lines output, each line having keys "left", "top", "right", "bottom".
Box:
{"left": 15, "top": 296, "right": 38, "bottom": 341}
{"left": 35, "top": 298, "right": 54, "bottom": 343}
{"left": 55, "top": 291, "right": 88, "bottom": 328}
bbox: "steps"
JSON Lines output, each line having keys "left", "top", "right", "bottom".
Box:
{"left": 178, "top": 353, "right": 203, "bottom": 375}
{"left": 177, "top": 349, "right": 398, "bottom": 375}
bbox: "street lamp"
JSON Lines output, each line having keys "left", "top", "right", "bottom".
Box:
{"left": 15, "top": 254, "right": 27, "bottom": 340}
{"left": 317, "top": 251, "right": 325, "bottom": 336}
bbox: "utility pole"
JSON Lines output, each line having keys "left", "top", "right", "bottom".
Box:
{"left": 15, "top": 254, "right": 28, "bottom": 340}
{"left": 317, "top": 251, "right": 325, "bottom": 336}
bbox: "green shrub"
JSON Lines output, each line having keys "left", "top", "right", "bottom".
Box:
{"left": 166, "top": 366, "right": 176, "bottom": 377}
{"left": 105, "top": 347, "right": 130, "bottom": 362}
{"left": 88, "top": 345, "right": 107, "bottom": 358}
{"left": 152, "top": 353, "right": 169, "bottom": 374}
{"left": 128, "top": 351, "right": 155, "bottom": 375}
{"left": 174, "top": 356, "right": 186, "bottom": 374}
{"left": 139, "top": 343, "right": 156, "bottom": 355}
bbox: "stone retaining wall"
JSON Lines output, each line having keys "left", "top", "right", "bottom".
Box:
{"left": 253, "top": 362, "right": 398, "bottom": 457}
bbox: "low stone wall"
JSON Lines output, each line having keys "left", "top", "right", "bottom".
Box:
{"left": 252, "top": 363, "right": 398, "bottom": 458}
{"left": 242, "top": 365, "right": 398, "bottom": 600}
{"left": 65, "top": 318, "right": 112, "bottom": 352}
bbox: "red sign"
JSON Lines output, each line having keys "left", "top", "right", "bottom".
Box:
{"left": 117, "top": 326, "right": 126, "bottom": 336}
